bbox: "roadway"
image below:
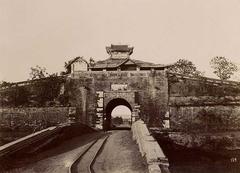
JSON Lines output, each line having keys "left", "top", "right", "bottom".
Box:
{"left": 92, "top": 130, "right": 147, "bottom": 173}
{"left": 6, "top": 130, "right": 147, "bottom": 173}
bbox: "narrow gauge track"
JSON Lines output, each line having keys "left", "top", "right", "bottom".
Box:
{"left": 69, "top": 135, "right": 109, "bottom": 173}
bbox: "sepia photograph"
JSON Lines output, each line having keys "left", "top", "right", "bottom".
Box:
{"left": 1, "top": 0, "right": 240, "bottom": 173}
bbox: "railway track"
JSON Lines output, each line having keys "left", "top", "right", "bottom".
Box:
{"left": 69, "top": 134, "right": 109, "bottom": 173}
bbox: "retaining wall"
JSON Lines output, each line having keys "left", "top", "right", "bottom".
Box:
{"left": 170, "top": 105, "right": 240, "bottom": 132}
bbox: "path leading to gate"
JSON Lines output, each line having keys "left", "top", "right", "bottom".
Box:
{"left": 93, "top": 130, "right": 148, "bottom": 173}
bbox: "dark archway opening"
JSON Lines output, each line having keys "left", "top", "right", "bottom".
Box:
{"left": 104, "top": 98, "right": 132, "bottom": 130}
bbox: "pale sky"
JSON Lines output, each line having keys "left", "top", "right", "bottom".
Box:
{"left": 111, "top": 106, "right": 131, "bottom": 119}
{"left": 1, "top": 0, "right": 240, "bottom": 82}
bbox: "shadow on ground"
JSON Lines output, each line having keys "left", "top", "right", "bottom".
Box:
{"left": 0, "top": 123, "right": 107, "bottom": 172}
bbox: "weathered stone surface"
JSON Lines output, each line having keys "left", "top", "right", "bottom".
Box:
{"left": 0, "top": 107, "right": 70, "bottom": 131}
{"left": 67, "top": 70, "right": 169, "bottom": 127}
{"left": 1, "top": 63, "right": 240, "bottom": 131}
{"left": 168, "top": 73, "right": 240, "bottom": 132}
{"left": 132, "top": 120, "right": 169, "bottom": 173}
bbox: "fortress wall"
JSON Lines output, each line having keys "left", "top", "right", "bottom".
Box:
{"left": 168, "top": 74, "right": 240, "bottom": 131}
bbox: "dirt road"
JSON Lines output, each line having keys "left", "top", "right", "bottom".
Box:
{"left": 93, "top": 130, "right": 148, "bottom": 173}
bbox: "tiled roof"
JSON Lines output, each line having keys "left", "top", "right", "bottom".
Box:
{"left": 89, "top": 58, "right": 168, "bottom": 69}
{"left": 90, "top": 58, "right": 126, "bottom": 69}
{"left": 110, "top": 45, "right": 129, "bottom": 51}
{"left": 106, "top": 44, "right": 134, "bottom": 55}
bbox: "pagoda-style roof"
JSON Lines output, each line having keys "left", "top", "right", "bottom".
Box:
{"left": 106, "top": 44, "right": 134, "bottom": 56}
{"left": 65, "top": 45, "right": 172, "bottom": 72}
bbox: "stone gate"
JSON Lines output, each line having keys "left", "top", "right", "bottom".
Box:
{"left": 65, "top": 44, "right": 170, "bottom": 129}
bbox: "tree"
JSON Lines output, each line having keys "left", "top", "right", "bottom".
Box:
{"left": 29, "top": 65, "right": 49, "bottom": 80}
{"left": 89, "top": 57, "right": 95, "bottom": 67}
{"left": 112, "top": 116, "right": 123, "bottom": 125}
{"left": 169, "top": 59, "right": 203, "bottom": 77}
{"left": 0, "top": 81, "right": 12, "bottom": 88}
{"left": 210, "top": 57, "right": 238, "bottom": 80}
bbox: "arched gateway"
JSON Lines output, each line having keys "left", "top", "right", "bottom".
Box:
{"left": 104, "top": 98, "right": 132, "bottom": 130}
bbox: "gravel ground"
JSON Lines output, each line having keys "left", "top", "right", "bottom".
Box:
{"left": 93, "top": 130, "right": 148, "bottom": 173}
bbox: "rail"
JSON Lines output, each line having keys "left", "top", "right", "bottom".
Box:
{"left": 69, "top": 135, "right": 109, "bottom": 173}
{"left": 89, "top": 135, "right": 109, "bottom": 173}
{"left": 0, "top": 126, "right": 61, "bottom": 158}
{"left": 0, "top": 75, "right": 66, "bottom": 90}
{"left": 168, "top": 72, "right": 240, "bottom": 86}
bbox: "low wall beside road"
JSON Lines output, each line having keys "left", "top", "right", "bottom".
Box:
{"left": 132, "top": 120, "right": 169, "bottom": 173}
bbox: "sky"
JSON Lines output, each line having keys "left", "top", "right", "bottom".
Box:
{"left": 1, "top": 0, "right": 240, "bottom": 82}
{"left": 111, "top": 106, "right": 131, "bottom": 119}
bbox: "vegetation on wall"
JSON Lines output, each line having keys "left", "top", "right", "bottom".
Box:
{"left": 0, "top": 81, "right": 12, "bottom": 88}
{"left": 0, "top": 86, "right": 30, "bottom": 107}
{"left": 168, "top": 59, "right": 204, "bottom": 77}
{"left": 169, "top": 74, "right": 240, "bottom": 97}
{"left": 210, "top": 56, "right": 238, "bottom": 80}
{"left": 0, "top": 66, "right": 69, "bottom": 107}
{"left": 169, "top": 104, "right": 240, "bottom": 133}
{"left": 29, "top": 65, "right": 50, "bottom": 80}
{"left": 0, "top": 76, "right": 67, "bottom": 107}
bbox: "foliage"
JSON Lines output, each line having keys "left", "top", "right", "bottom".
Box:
{"left": 146, "top": 96, "right": 165, "bottom": 127}
{"left": 112, "top": 116, "right": 123, "bottom": 125}
{"left": 0, "top": 81, "right": 12, "bottom": 88}
{"left": 169, "top": 59, "right": 203, "bottom": 77}
{"left": 89, "top": 57, "right": 95, "bottom": 66}
{"left": 64, "top": 61, "right": 71, "bottom": 74}
{"left": 210, "top": 56, "right": 238, "bottom": 80}
{"left": 29, "top": 65, "right": 49, "bottom": 80}
{"left": 0, "top": 86, "right": 30, "bottom": 107}
{"left": 31, "top": 76, "right": 64, "bottom": 106}
{"left": 0, "top": 76, "right": 67, "bottom": 107}
{"left": 196, "top": 109, "right": 223, "bottom": 132}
